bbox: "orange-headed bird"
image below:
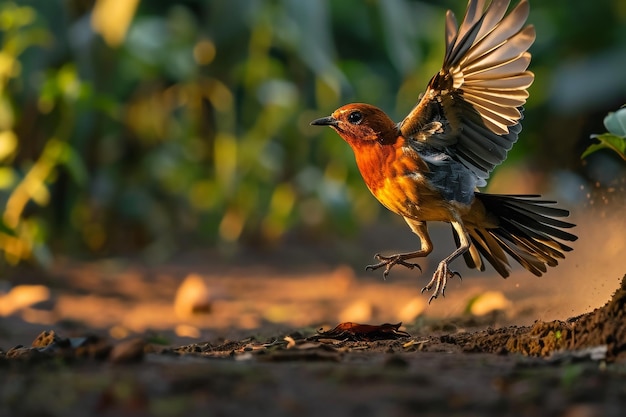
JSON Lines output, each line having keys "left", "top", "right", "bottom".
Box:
{"left": 311, "top": 0, "right": 577, "bottom": 303}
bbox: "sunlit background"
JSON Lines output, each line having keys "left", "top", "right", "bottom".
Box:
{"left": 0, "top": 1, "right": 625, "bottom": 346}
{"left": 0, "top": 0, "right": 624, "bottom": 267}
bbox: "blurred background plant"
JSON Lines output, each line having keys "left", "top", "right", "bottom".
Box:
{"left": 1, "top": 0, "right": 625, "bottom": 269}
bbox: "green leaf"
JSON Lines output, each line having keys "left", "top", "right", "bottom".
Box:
{"left": 582, "top": 133, "right": 626, "bottom": 161}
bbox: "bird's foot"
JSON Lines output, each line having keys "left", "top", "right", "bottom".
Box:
{"left": 365, "top": 253, "right": 422, "bottom": 279}
{"left": 421, "top": 261, "right": 461, "bottom": 304}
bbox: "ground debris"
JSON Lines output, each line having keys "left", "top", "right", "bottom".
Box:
{"left": 566, "top": 273, "right": 626, "bottom": 361}
{"left": 460, "top": 274, "right": 626, "bottom": 362}
{"left": 516, "top": 274, "right": 626, "bottom": 361}
{"left": 0, "top": 330, "right": 153, "bottom": 363}
{"left": 168, "top": 323, "right": 413, "bottom": 362}
{"left": 312, "top": 322, "right": 411, "bottom": 342}
{"left": 505, "top": 320, "right": 571, "bottom": 357}
{"left": 2, "top": 276, "right": 626, "bottom": 367}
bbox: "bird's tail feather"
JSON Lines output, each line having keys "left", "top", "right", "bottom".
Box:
{"left": 457, "top": 193, "right": 577, "bottom": 277}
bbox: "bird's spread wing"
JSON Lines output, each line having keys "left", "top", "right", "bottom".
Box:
{"left": 399, "top": 0, "right": 535, "bottom": 186}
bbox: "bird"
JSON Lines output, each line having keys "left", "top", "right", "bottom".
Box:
{"left": 310, "top": 0, "right": 577, "bottom": 303}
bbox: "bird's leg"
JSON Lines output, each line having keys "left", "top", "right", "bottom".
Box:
{"left": 421, "top": 219, "right": 468, "bottom": 303}
{"left": 365, "top": 219, "right": 432, "bottom": 279}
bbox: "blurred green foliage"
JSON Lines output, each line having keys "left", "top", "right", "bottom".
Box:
{"left": 1, "top": 0, "right": 625, "bottom": 266}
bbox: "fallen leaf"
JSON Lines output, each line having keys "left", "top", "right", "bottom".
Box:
{"left": 315, "top": 322, "right": 410, "bottom": 341}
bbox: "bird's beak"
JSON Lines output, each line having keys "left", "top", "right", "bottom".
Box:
{"left": 310, "top": 116, "right": 338, "bottom": 127}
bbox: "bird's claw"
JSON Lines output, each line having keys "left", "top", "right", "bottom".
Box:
{"left": 421, "top": 262, "right": 461, "bottom": 304}
{"left": 365, "top": 253, "right": 422, "bottom": 279}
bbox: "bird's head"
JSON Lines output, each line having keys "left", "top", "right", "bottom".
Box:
{"left": 310, "top": 103, "right": 398, "bottom": 147}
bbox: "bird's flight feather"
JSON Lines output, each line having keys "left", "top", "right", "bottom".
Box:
{"left": 399, "top": 0, "right": 535, "bottom": 186}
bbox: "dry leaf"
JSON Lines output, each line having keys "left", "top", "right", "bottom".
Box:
{"left": 316, "top": 322, "right": 410, "bottom": 341}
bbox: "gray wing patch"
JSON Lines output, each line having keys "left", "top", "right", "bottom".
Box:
{"left": 418, "top": 146, "right": 478, "bottom": 206}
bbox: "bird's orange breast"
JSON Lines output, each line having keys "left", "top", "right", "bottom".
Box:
{"left": 352, "top": 138, "right": 450, "bottom": 220}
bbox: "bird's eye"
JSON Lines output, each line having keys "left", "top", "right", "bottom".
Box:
{"left": 347, "top": 111, "right": 363, "bottom": 125}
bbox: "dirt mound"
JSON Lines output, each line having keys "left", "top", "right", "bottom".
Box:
{"left": 505, "top": 320, "right": 571, "bottom": 357}
{"left": 466, "top": 274, "right": 626, "bottom": 361}
{"left": 567, "top": 273, "right": 626, "bottom": 360}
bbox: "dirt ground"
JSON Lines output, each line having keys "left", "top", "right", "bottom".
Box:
{"left": 1, "top": 207, "right": 626, "bottom": 417}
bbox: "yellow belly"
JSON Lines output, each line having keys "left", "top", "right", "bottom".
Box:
{"left": 372, "top": 174, "right": 468, "bottom": 222}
